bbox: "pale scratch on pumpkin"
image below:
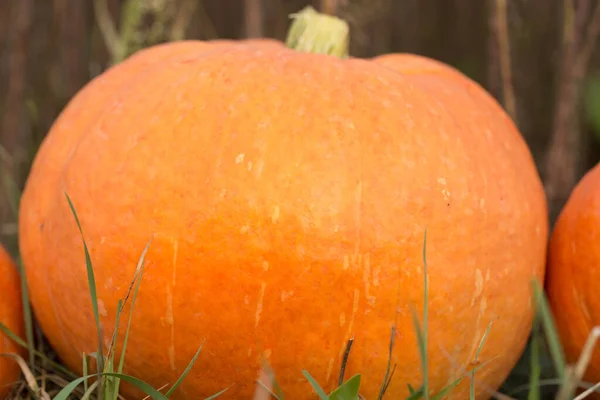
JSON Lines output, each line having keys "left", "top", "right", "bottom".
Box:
{"left": 264, "top": 348, "right": 272, "bottom": 360}
{"left": 166, "top": 286, "right": 176, "bottom": 370}
{"left": 326, "top": 357, "right": 335, "bottom": 383}
{"left": 255, "top": 160, "right": 265, "bottom": 178}
{"left": 354, "top": 181, "right": 363, "bottom": 255}
{"left": 444, "top": 345, "right": 462, "bottom": 391}
{"left": 470, "top": 269, "right": 484, "bottom": 307}
{"left": 103, "top": 336, "right": 111, "bottom": 350}
{"left": 350, "top": 253, "right": 363, "bottom": 273}
{"left": 272, "top": 206, "right": 280, "bottom": 224}
{"left": 441, "top": 188, "right": 451, "bottom": 202}
{"left": 255, "top": 282, "right": 267, "bottom": 328}
{"left": 97, "top": 299, "right": 108, "bottom": 317}
{"left": 363, "top": 253, "right": 376, "bottom": 306}
{"left": 104, "top": 277, "right": 113, "bottom": 289}
{"left": 343, "top": 255, "right": 350, "bottom": 271}
{"left": 280, "top": 290, "right": 294, "bottom": 301}
{"left": 373, "top": 265, "right": 381, "bottom": 287}
{"left": 437, "top": 177, "right": 452, "bottom": 202}
{"left": 172, "top": 238, "right": 179, "bottom": 285}
{"left": 297, "top": 264, "right": 312, "bottom": 280}
{"left": 573, "top": 286, "right": 592, "bottom": 322}
{"left": 167, "top": 238, "right": 179, "bottom": 372}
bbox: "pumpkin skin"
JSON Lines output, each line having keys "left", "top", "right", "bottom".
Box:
{"left": 546, "top": 162, "right": 600, "bottom": 386}
{"left": 18, "top": 38, "right": 548, "bottom": 400}
{"left": 0, "top": 245, "right": 25, "bottom": 398}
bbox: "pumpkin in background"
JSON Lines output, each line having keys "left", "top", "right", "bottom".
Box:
{"left": 0, "top": 245, "right": 25, "bottom": 398}
{"left": 546, "top": 162, "right": 600, "bottom": 386}
{"left": 18, "top": 7, "right": 548, "bottom": 400}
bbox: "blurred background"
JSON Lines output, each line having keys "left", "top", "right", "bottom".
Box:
{"left": 1, "top": 0, "right": 600, "bottom": 396}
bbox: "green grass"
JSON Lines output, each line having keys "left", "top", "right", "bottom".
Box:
{"left": 2, "top": 195, "right": 600, "bottom": 399}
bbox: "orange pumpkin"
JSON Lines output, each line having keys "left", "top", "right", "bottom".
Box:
{"left": 546, "top": 162, "right": 600, "bottom": 386}
{"left": 0, "top": 245, "right": 25, "bottom": 398}
{"left": 18, "top": 8, "right": 548, "bottom": 400}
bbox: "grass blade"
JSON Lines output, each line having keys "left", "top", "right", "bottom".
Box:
{"left": 257, "top": 359, "right": 285, "bottom": 400}
{"left": 432, "top": 358, "right": 497, "bottom": 400}
{"left": 329, "top": 373, "right": 361, "bottom": 400}
{"left": 531, "top": 279, "right": 566, "bottom": 381}
{"left": 528, "top": 318, "right": 541, "bottom": 400}
{"left": 65, "top": 193, "right": 105, "bottom": 379}
{"left": 103, "top": 356, "right": 117, "bottom": 399}
{"left": 108, "top": 299, "right": 124, "bottom": 367}
{"left": 83, "top": 352, "right": 89, "bottom": 393}
{"left": 53, "top": 372, "right": 170, "bottom": 400}
{"left": 339, "top": 337, "right": 354, "bottom": 387}
{"left": 469, "top": 320, "right": 493, "bottom": 399}
{"left": 378, "top": 326, "right": 397, "bottom": 400}
{"left": 165, "top": 339, "right": 206, "bottom": 396}
{"left": 81, "top": 380, "right": 100, "bottom": 400}
{"left": 406, "top": 385, "right": 424, "bottom": 400}
{"left": 302, "top": 370, "right": 329, "bottom": 400}
{"left": 407, "top": 383, "right": 419, "bottom": 394}
{"left": 410, "top": 309, "right": 426, "bottom": 400}
{"left": 204, "top": 386, "right": 232, "bottom": 400}
{"left": 381, "top": 364, "right": 396, "bottom": 397}
{"left": 411, "top": 228, "right": 430, "bottom": 400}
{"left": 114, "top": 237, "right": 153, "bottom": 396}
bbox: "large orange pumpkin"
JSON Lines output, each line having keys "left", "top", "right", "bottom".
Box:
{"left": 546, "top": 162, "right": 600, "bottom": 386}
{"left": 19, "top": 8, "right": 548, "bottom": 400}
{"left": 0, "top": 245, "right": 25, "bottom": 398}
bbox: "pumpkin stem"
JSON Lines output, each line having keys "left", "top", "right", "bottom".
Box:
{"left": 285, "top": 6, "right": 349, "bottom": 59}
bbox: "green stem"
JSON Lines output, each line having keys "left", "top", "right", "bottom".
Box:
{"left": 284, "top": 6, "right": 350, "bottom": 59}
